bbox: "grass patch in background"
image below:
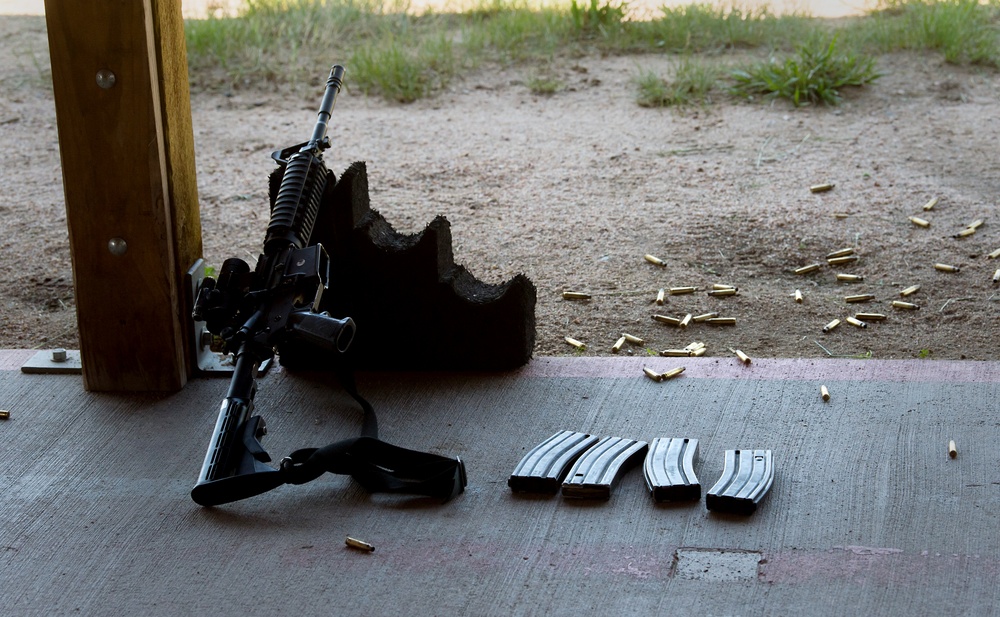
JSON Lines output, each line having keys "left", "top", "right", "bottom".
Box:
{"left": 635, "top": 56, "right": 721, "bottom": 107}
{"left": 184, "top": 0, "right": 1000, "bottom": 102}
{"left": 731, "top": 36, "right": 882, "bottom": 106}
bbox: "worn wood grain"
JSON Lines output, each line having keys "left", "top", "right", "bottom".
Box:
{"left": 43, "top": 0, "right": 201, "bottom": 391}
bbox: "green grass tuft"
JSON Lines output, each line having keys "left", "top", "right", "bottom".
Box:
{"left": 635, "top": 56, "right": 720, "bottom": 107}
{"left": 731, "top": 36, "right": 881, "bottom": 106}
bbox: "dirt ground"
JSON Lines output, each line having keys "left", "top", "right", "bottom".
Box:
{"left": 2, "top": 15, "right": 999, "bottom": 362}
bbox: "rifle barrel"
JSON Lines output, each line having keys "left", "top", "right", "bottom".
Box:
{"left": 307, "top": 65, "right": 345, "bottom": 152}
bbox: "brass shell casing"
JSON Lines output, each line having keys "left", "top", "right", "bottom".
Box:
{"left": 855, "top": 312, "right": 886, "bottom": 321}
{"left": 845, "top": 294, "right": 875, "bottom": 303}
{"left": 612, "top": 336, "right": 626, "bottom": 354}
{"left": 653, "top": 314, "right": 682, "bottom": 326}
{"left": 645, "top": 254, "right": 666, "bottom": 267}
{"left": 934, "top": 263, "right": 960, "bottom": 273}
{"left": 692, "top": 312, "right": 719, "bottom": 322}
{"left": 899, "top": 285, "right": 920, "bottom": 297}
{"left": 795, "top": 263, "right": 822, "bottom": 275}
{"left": 707, "top": 288, "right": 738, "bottom": 296}
{"left": 346, "top": 537, "right": 375, "bottom": 552}
{"left": 846, "top": 316, "right": 868, "bottom": 329}
{"left": 705, "top": 317, "right": 736, "bottom": 326}
{"left": 670, "top": 286, "right": 697, "bottom": 295}
{"left": 810, "top": 183, "right": 835, "bottom": 193}
{"left": 565, "top": 337, "right": 586, "bottom": 350}
{"left": 661, "top": 367, "right": 686, "bottom": 379}
{"left": 909, "top": 216, "right": 930, "bottom": 228}
{"left": 822, "top": 319, "right": 841, "bottom": 333}
{"left": 892, "top": 301, "right": 920, "bottom": 310}
{"left": 827, "top": 247, "right": 855, "bottom": 259}
{"left": 827, "top": 255, "right": 859, "bottom": 266}
{"left": 821, "top": 385, "right": 830, "bottom": 401}
{"left": 562, "top": 291, "right": 591, "bottom": 300}
{"left": 660, "top": 349, "right": 692, "bottom": 357}
{"left": 623, "top": 333, "right": 644, "bottom": 345}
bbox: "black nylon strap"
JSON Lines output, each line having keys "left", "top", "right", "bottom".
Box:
{"left": 191, "top": 369, "right": 466, "bottom": 506}
{"left": 276, "top": 370, "right": 466, "bottom": 501}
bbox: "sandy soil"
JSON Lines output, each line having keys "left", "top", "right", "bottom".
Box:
{"left": 3, "top": 15, "right": 999, "bottom": 362}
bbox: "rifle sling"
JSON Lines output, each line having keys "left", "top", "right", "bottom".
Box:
{"left": 276, "top": 369, "right": 466, "bottom": 502}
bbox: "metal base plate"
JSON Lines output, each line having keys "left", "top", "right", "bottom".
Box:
{"left": 20, "top": 350, "right": 83, "bottom": 375}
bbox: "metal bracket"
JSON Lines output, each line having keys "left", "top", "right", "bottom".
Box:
{"left": 186, "top": 259, "right": 271, "bottom": 376}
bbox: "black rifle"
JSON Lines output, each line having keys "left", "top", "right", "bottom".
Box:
{"left": 191, "top": 65, "right": 465, "bottom": 507}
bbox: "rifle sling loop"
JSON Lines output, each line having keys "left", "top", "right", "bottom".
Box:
{"left": 277, "top": 369, "right": 467, "bottom": 502}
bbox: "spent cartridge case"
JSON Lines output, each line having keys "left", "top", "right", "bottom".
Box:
{"left": 692, "top": 312, "right": 719, "bottom": 322}
{"left": 346, "top": 537, "right": 375, "bottom": 552}
{"left": 623, "top": 333, "right": 644, "bottom": 345}
{"left": 827, "top": 247, "right": 855, "bottom": 259}
{"left": 855, "top": 312, "right": 886, "bottom": 321}
{"left": 670, "top": 286, "right": 697, "bottom": 295}
{"left": 645, "top": 254, "right": 666, "bottom": 267}
{"left": 899, "top": 285, "right": 920, "bottom": 297}
{"left": 955, "top": 227, "right": 976, "bottom": 238}
{"left": 706, "top": 317, "right": 736, "bottom": 326}
{"left": 643, "top": 367, "right": 664, "bottom": 382}
{"left": 684, "top": 341, "right": 706, "bottom": 351}
{"left": 691, "top": 347, "right": 707, "bottom": 357}
{"left": 922, "top": 197, "right": 938, "bottom": 211}
{"left": 846, "top": 316, "right": 868, "bottom": 329}
{"left": 821, "top": 385, "right": 830, "bottom": 401}
{"left": 565, "top": 337, "right": 586, "bottom": 350}
{"left": 679, "top": 313, "right": 692, "bottom": 328}
{"left": 795, "top": 263, "right": 822, "bottom": 275}
{"left": 661, "top": 367, "right": 685, "bottom": 379}
{"left": 707, "top": 288, "right": 738, "bottom": 296}
{"left": 968, "top": 219, "right": 984, "bottom": 230}
{"left": 934, "top": 263, "right": 960, "bottom": 273}
{"left": 712, "top": 284, "right": 736, "bottom": 290}
{"left": 827, "top": 255, "right": 859, "bottom": 266}
{"left": 656, "top": 288, "right": 665, "bottom": 305}
{"left": 836, "top": 274, "right": 864, "bottom": 282}
{"left": 660, "top": 349, "right": 692, "bottom": 357}
{"left": 794, "top": 289, "right": 803, "bottom": 303}
{"left": 822, "top": 319, "right": 841, "bottom": 333}
{"left": 810, "top": 183, "right": 835, "bottom": 193}
{"left": 845, "top": 294, "right": 875, "bottom": 303}
{"left": 993, "top": 269, "right": 1000, "bottom": 284}
{"left": 948, "top": 440, "right": 957, "bottom": 459}
{"left": 731, "top": 348, "right": 751, "bottom": 365}
{"left": 562, "top": 291, "right": 591, "bottom": 300}
{"left": 653, "top": 314, "right": 682, "bottom": 326}
{"left": 612, "top": 336, "right": 626, "bottom": 354}
{"left": 892, "top": 300, "right": 920, "bottom": 310}
{"left": 909, "top": 216, "right": 930, "bottom": 228}
{"left": 989, "top": 248, "right": 1000, "bottom": 259}
{"left": 0, "top": 410, "right": 9, "bottom": 420}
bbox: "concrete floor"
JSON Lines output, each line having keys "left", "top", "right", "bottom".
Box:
{"left": 1, "top": 352, "right": 998, "bottom": 616}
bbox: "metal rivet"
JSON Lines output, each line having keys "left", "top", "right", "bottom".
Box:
{"left": 96, "top": 69, "right": 116, "bottom": 89}
{"left": 108, "top": 238, "right": 127, "bottom": 256}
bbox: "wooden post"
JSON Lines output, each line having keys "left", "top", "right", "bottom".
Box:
{"left": 44, "top": 0, "right": 202, "bottom": 391}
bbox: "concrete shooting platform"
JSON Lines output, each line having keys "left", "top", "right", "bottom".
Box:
{"left": 1, "top": 351, "right": 998, "bottom": 616}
